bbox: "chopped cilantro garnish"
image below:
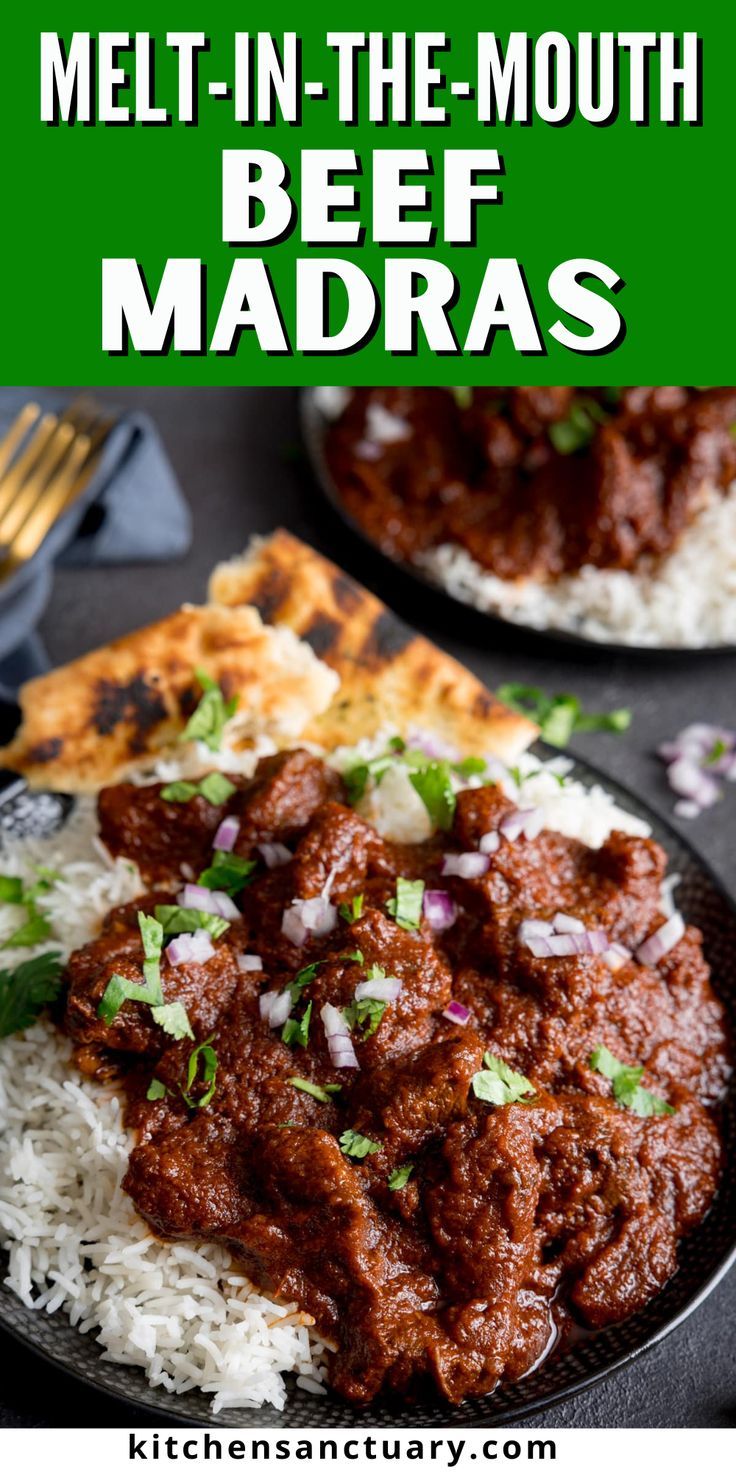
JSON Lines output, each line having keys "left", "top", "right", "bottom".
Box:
{"left": 160, "top": 773, "right": 237, "bottom": 806}
{"left": 340, "top": 948, "right": 365, "bottom": 964}
{"left": 0, "top": 952, "right": 63, "bottom": 1038}
{"left": 154, "top": 905, "right": 230, "bottom": 939}
{"left": 339, "top": 894, "right": 365, "bottom": 923}
{"left": 388, "top": 1162, "right": 414, "bottom": 1191}
{"left": 198, "top": 850, "right": 256, "bottom": 896}
{"left": 408, "top": 761, "right": 456, "bottom": 831}
{"left": 472, "top": 1052, "right": 535, "bottom": 1106}
{"left": 2, "top": 911, "right": 52, "bottom": 950}
{"left": 181, "top": 1035, "right": 218, "bottom": 1107}
{"left": 548, "top": 396, "right": 609, "bottom": 456}
{"left": 453, "top": 756, "right": 487, "bottom": 779}
{"left": 146, "top": 1078, "right": 169, "bottom": 1101}
{"left": 0, "top": 876, "right": 23, "bottom": 904}
{"left": 450, "top": 387, "right": 473, "bottom": 410}
{"left": 99, "top": 912, "right": 193, "bottom": 1040}
{"left": 497, "top": 684, "right": 631, "bottom": 749}
{"left": 705, "top": 738, "right": 728, "bottom": 766}
{"left": 288, "top": 1076, "right": 341, "bottom": 1104}
{"left": 288, "top": 962, "right": 322, "bottom": 1002}
{"left": 282, "top": 1000, "right": 312, "bottom": 1048}
{"left": 181, "top": 667, "right": 239, "bottom": 753}
{"left": 152, "top": 1001, "right": 194, "bottom": 1041}
{"left": 386, "top": 876, "right": 425, "bottom": 932}
{"left": 590, "top": 1044, "right": 675, "bottom": 1117}
{"left": 345, "top": 989, "right": 387, "bottom": 1039}
{"left": 339, "top": 1128, "right": 383, "bottom": 1159}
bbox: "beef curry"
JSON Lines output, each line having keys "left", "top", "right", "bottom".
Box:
{"left": 61, "top": 749, "right": 728, "bottom": 1405}
{"left": 325, "top": 388, "right": 736, "bottom": 581}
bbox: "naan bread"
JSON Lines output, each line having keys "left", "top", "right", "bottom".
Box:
{"left": 0, "top": 603, "right": 338, "bottom": 792}
{"left": 210, "top": 531, "right": 537, "bottom": 759}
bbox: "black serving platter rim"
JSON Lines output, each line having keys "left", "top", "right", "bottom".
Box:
{"left": 300, "top": 389, "right": 736, "bottom": 662}
{"left": 0, "top": 745, "right": 734, "bottom": 1428}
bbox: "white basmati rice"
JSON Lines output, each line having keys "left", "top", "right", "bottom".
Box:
{"left": 415, "top": 484, "right": 736, "bottom": 648}
{"left": 0, "top": 741, "right": 648, "bottom": 1408}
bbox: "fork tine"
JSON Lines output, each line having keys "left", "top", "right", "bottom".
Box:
{"left": 0, "top": 413, "right": 60, "bottom": 523}
{"left": 0, "top": 412, "right": 115, "bottom": 577}
{"left": 0, "top": 403, "right": 42, "bottom": 482}
{"left": 0, "top": 420, "right": 77, "bottom": 545}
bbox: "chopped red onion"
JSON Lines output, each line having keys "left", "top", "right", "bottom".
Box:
{"left": 321, "top": 1002, "right": 359, "bottom": 1069}
{"left": 484, "top": 756, "right": 517, "bottom": 793}
{"left": 354, "top": 976, "right": 402, "bottom": 1003}
{"left": 660, "top": 874, "right": 681, "bottom": 919}
{"left": 442, "top": 1000, "right": 471, "bottom": 1026}
{"left": 668, "top": 758, "right": 720, "bottom": 810}
{"left": 659, "top": 722, "right": 736, "bottom": 818}
{"left": 258, "top": 841, "right": 292, "bottom": 869}
{"left": 521, "top": 808, "right": 545, "bottom": 840}
{"left": 441, "top": 852, "right": 490, "bottom": 879}
{"left": 635, "top": 912, "right": 685, "bottom": 966}
{"left": 259, "top": 989, "right": 292, "bottom": 1028}
{"left": 499, "top": 807, "right": 542, "bottom": 843}
{"left": 526, "top": 929, "right": 609, "bottom": 958}
{"left": 281, "top": 895, "right": 338, "bottom": 945}
{"left": 603, "top": 942, "right": 632, "bottom": 972}
{"left": 238, "top": 953, "right": 263, "bottom": 972}
{"left": 406, "top": 726, "right": 459, "bottom": 762}
{"left": 479, "top": 830, "right": 501, "bottom": 855}
{"left": 552, "top": 912, "right": 585, "bottom": 934}
{"left": 214, "top": 815, "right": 240, "bottom": 852}
{"left": 518, "top": 918, "right": 555, "bottom": 942}
{"left": 165, "top": 930, "right": 216, "bottom": 967}
{"left": 674, "top": 799, "right": 700, "bottom": 821}
{"left": 423, "top": 889, "right": 458, "bottom": 931}
{"left": 179, "top": 883, "right": 240, "bottom": 920}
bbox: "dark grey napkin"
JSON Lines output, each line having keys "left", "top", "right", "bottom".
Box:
{"left": 0, "top": 390, "right": 191, "bottom": 704}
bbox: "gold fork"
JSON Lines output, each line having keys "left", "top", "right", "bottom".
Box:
{"left": 0, "top": 398, "right": 115, "bottom": 580}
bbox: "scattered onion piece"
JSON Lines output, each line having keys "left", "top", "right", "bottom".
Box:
{"left": 552, "top": 912, "right": 585, "bottom": 934}
{"left": 526, "top": 929, "right": 609, "bottom": 958}
{"left": 479, "top": 831, "right": 500, "bottom": 855}
{"left": 603, "top": 942, "right": 632, "bottom": 972}
{"left": 178, "top": 883, "right": 240, "bottom": 920}
{"left": 659, "top": 722, "right": 736, "bottom": 818}
{"left": 354, "top": 976, "right": 402, "bottom": 1003}
{"left": 423, "top": 889, "right": 457, "bottom": 931}
{"left": 213, "top": 815, "right": 240, "bottom": 852}
{"left": 259, "top": 989, "right": 292, "bottom": 1028}
{"left": 238, "top": 953, "right": 263, "bottom": 972}
{"left": 165, "top": 930, "right": 215, "bottom": 966}
{"left": 443, "top": 1000, "right": 471, "bottom": 1026}
{"left": 441, "top": 852, "right": 490, "bottom": 879}
{"left": 321, "top": 1002, "right": 359, "bottom": 1069}
{"left": 635, "top": 912, "right": 685, "bottom": 966}
{"left": 258, "top": 841, "right": 292, "bottom": 869}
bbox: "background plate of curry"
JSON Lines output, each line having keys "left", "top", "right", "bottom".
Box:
{"left": 302, "top": 387, "right": 736, "bottom": 656}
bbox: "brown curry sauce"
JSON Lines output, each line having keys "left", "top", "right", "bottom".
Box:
{"left": 61, "top": 751, "right": 729, "bottom": 1404}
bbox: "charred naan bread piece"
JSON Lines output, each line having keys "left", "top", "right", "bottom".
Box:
{"left": 0, "top": 603, "right": 338, "bottom": 792}
{"left": 210, "top": 531, "right": 537, "bottom": 759}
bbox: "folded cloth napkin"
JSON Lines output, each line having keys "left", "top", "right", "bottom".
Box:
{"left": 0, "top": 389, "right": 191, "bottom": 706}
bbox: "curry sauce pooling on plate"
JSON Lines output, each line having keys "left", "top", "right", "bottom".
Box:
{"left": 324, "top": 388, "right": 736, "bottom": 582}
{"left": 61, "top": 749, "right": 730, "bottom": 1405}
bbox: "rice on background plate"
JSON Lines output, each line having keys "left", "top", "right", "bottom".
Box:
{"left": 0, "top": 742, "right": 649, "bottom": 1412}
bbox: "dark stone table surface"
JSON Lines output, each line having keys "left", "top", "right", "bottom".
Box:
{"left": 1, "top": 388, "right": 734, "bottom": 1429}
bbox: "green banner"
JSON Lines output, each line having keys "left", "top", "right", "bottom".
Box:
{"left": 0, "top": 4, "right": 730, "bottom": 383}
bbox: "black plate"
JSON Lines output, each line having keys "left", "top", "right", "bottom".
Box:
{"left": 301, "top": 390, "right": 736, "bottom": 660}
{"left": 0, "top": 751, "right": 734, "bottom": 1427}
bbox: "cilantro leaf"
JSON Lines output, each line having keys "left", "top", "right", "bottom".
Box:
{"left": 386, "top": 876, "right": 425, "bottom": 932}
{"left": 160, "top": 772, "right": 236, "bottom": 806}
{"left": 453, "top": 756, "right": 487, "bottom": 779}
{"left": 344, "top": 993, "right": 387, "bottom": 1039}
{"left": 198, "top": 850, "right": 256, "bottom": 896}
{"left": 590, "top": 1044, "right": 674, "bottom": 1117}
{"left": 0, "top": 952, "right": 63, "bottom": 1038}
{"left": 181, "top": 1035, "right": 217, "bottom": 1106}
{"left": 339, "top": 1128, "right": 383, "bottom": 1159}
{"left": 408, "top": 761, "right": 456, "bottom": 831}
{"left": 151, "top": 1001, "right": 194, "bottom": 1041}
{"left": 0, "top": 876, "right": 24, "bottom": 904}
{"left": 154, "top": 905, "right": 230, "bottom": 939}
{"left": 339, "top": 894, "right": 365, "bottom": 923}
{"left": 2, "top": 910, "right": 52, "bottom": 950}
{"left": 388, "top": 1162, "right": 414, "bottom": 1191}
{"left": 497, "top": 684, "right": 631, "bottom": 750}
{"left": 548, "top": 396, "right": 609, "bottom": 456}
{"left": 288, "top": 1076, "right": 341, "bottom": 1104}
{"left": 146, "top": 1078, "right": 169, "bottom": 1101}
{"left": 181, "top": 668, "right": 239, "bottom": 753}
{"left": 288, "top": 962, "right": 321, "bottom": 1003}
{"left": 282, "top": 1000, "right": 312, "bottom": 1048}
{"left": 472, "top": 1052, "right": 535, "bottom": 1106}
